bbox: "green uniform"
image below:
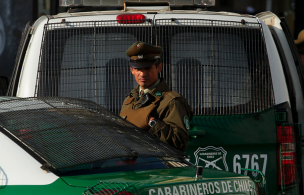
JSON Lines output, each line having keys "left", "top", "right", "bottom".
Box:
{"left": 120, "top": 79, "right": 192, "bottom": 152}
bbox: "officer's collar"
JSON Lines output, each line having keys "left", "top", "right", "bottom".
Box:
{"left": 139, "top": 79, "right": 160, "bottom": 95}
{"left": 128, "top": 78, "right": 169, "bottom": 98}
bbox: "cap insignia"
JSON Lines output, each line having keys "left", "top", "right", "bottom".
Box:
{"left": 138, "top": 55, "right": 143, "bottom": 59}
{"left": 183, "top": 115, "right": 190, "bottom": 130}
{"left": 137, "top": 44, "right": 141, "bottom": 47}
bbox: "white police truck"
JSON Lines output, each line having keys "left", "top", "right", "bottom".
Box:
{"left": 2, "top": 0, "right": 304, "bottom": 194}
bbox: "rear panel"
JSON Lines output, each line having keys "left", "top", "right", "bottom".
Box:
{"left": 34, "top": 16, "right": 279, "bottom": 194}
{"left": 154, "top": 18, "right": 277, "bottom": 194}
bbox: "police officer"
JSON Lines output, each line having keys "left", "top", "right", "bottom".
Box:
{"left": 120, "top": 41, "right": 192, "bottom": 152}
{"left": 294, "top": 30, "right": 304, "bottom": 66}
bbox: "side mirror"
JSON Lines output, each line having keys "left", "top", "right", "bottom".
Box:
{"left": 0, "top": 76, "right": 8, "bottom": 96}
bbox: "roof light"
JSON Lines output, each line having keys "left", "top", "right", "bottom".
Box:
{"left": 116, "top": 14, "right": 146, "bottom": 24}
{"left": 59, "top": 0, "right": 216, "bottom": 7}
{"left": 194, "top": 0, "right": 216, "bottom": 6}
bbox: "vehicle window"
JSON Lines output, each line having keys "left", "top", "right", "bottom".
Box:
{"left": 156, "top": 20, "right": 274, "bottom": 115}
{"left": 36, "top": 20, "right": 274, "bottom": 116}
{"left": 59, "top": 33, "right": 137, "bottom": 112}
{"left": 0, "top": 97, "right": 188, "bottom": 176}
{"left": 36, "top": 23, "right": 151, "bottom": 114}
{"left": 61, "top": 156, "right": 190, "bottom": 176}
{"left": 170, "top": 32, "right": 251, "bottom": 109}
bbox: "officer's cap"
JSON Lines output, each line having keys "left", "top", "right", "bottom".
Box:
{"left": 126, "top": 41, "right": 163, "bottom": 68}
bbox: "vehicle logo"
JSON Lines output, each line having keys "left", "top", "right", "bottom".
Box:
{"left": 0, "top": 166, "right": 8, "bottom": 189}
{"left": 194, "top": 146, "right": 229, "bottom": 171}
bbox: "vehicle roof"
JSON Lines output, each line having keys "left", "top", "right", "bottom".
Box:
{"left": 43, "top": 10, "right": 260, "bottom": 26}
{"left": 49, "top": 9, "right": 257, "bottom": 21}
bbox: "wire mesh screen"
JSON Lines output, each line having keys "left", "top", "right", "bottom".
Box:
{"left": 36, "top": 19, "right": 274, "bottom": 115}
{"left": 36, "top": 21, "right": 152, "bottom": 114}
{"left": 83, "top": 181, "right": 138, "bottom": 195}
{"left": 156, "top": 19, "right": 274, "bottom": 115}
{"left": 0, "top": 97, "right": 185, "bottom": 173}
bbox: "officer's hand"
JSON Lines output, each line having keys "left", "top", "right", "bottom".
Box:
{"left": 148, "top": 116, "right": 157, "bottom": 128}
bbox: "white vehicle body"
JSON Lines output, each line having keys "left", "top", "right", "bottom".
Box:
{"left": 4, "top": 2, "right": 304, "bottom": 195}
{"left": 17, "top": 12, "right": 290, "bottom": 105}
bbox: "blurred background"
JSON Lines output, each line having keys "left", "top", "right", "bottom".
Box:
{"left": 0, "top": 0, "right": 304, "bottom": 82}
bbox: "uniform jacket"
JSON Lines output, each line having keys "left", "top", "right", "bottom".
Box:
{"left": 120, "top": 79, "right": 192, "bottom": 152}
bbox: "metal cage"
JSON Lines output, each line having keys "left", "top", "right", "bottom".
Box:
{"left": 35, "top": 19, "right": 274, "bottom": 116}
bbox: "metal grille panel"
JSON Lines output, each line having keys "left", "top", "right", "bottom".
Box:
{"left": 0, "top": 97, "right": 185, "bottom": 174}
{"left": 36, "top": 21, "right": 152, "bottom": 114}
{"left": 156, "top": 19, "right": 274, "bottom": 115}
{"left": 36, "top": 19, "right": 274, "bottom": 115}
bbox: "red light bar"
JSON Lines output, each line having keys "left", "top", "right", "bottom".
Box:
{"left": 116, "top": 14, "right": 146, "bottom": 24}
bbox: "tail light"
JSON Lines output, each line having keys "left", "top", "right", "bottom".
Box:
{"left": 277, "top": 125, "right": 297, "bottom": 186}
{"left": 116, "top": 14, "right": 146, "bottom": 24}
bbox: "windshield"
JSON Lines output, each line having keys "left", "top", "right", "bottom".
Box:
{"left": 0, "top": 97, "right": 188, "bottom": 176}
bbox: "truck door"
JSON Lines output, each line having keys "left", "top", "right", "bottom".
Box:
{"left": 268, "top": 17, "right": 304, "bottom": 194}
{"left": 154, "top": 18, "right": 278, "bottom": 194}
